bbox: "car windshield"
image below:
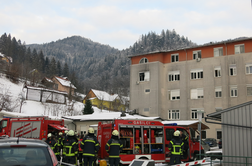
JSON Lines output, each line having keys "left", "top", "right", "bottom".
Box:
{"left": 0, "top": 147, "right": 53, "bottom": 166}
{"left": 205, "top": 138, "right": 213, "bottom": 142}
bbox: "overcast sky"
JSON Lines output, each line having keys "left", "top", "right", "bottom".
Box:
{"left": 1, "top": 0, "right": 251, "bottom": 50}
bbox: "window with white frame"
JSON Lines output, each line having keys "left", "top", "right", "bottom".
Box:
{"left": 191, "top": 109, "right": 204, "bottom": 119}
{"left": 247, "top": 85, "right": 252, "bottom": 96}
{"left": 191, "top": 69, "right": 203, "bottom": 79}
{"left": 139, "top": 71, "right": 150, "bottom": 82}
{"left": 230, "top": 86, "right": 238, "bottom": 97}
{"left": 171, "top": 54, "right": 179, "bottom": 62}
{"left": 214, "top": 67, "right": 221, "bottom": 77}
{"left": 168, "top": 110, "right": 180, "bottom": 120}
{"left": 168, "top": 71, "right": 180, "bottom": 81}
{"left": 170, "top": 89, "right": 180, "bottom": 100}
{"left": 139, "top": 57, "right": 148, "bottom": 63}
{"left": 235, "top": 44, "right": 245, "bottom": 54}
{"left": 193, "top": 50, "right": 201, "bottom": 59}
{"left": 229, "top": 64, "right": 237, "bottom": 76}
{"left": 191, "top": 88, "right": 204, "bottom": 99}
{"left": 214, "top": 47, "right": 223, "bottom": 57}
{"left": 215, "top": 87, "right": 222, "bottom": 98}
{"left": 246, "top": 64, "right": 252, "bottom": 74}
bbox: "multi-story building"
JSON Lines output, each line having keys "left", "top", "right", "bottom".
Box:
{"left": 129, "top": 37, "right": 252, "bottom": 139}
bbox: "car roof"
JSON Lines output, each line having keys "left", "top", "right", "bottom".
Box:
{"left": 0, "top": 137, "right": 48, "bottom": 147}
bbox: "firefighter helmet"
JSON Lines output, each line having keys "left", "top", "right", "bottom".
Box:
{"left": 174, "top": 130, "right": 180, "bottom": 137}
{"left": 65, "top": 130, "right": 69, "bottom": 134}
{"left": 88, "top": 127, "right": 94, "bottom": 134}
{"left": 59, "top": 132, "right": 63, "bottom": 136}
{"left": 112, "top": 130, "right": 119, "bottom": 136}
{"left": 68, "top": 130, "right": 75, "bottom": 136}
{"left": 48, "top": 133, "right": 52, "bottom": 138}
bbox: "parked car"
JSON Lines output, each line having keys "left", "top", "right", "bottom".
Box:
{"left": 0, "top": 137, "right": 59, "bottom": 166}
{"left": 201, "top": 140, "right": 210, "bottom": 152}
{"left": 218, "top": 138, "right": 222, "bottom": 149}
{"left": 204, "top": 138, "right": 218, "bottom": 147}
{"left": 203, "top": 149, "right": 223, "bottom": 165}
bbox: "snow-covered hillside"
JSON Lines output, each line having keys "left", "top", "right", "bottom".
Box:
{"left": 0, "top": 74, "right": 89, "bottom": 118}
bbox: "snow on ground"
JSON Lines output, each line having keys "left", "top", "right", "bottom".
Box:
{"left": 0, "top": 74, "right": 85, "bottom": 117}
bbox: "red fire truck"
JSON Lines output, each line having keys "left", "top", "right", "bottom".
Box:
{"left": 0, "top": 116, "right": 68, "bottom": 140}
{"left": 97, "top": 119, "right": 204, "bottom": 165}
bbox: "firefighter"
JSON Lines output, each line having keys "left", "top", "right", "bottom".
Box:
{"left": 180, "top": 130, "right": 188, "bottom": 159}
{"left": 78, "top": 134, "right": 84, "bottom": 166}
{"left": 46, "top": 133, "right": 59, "bottom": 156}
{"left": 105, "top": 130, "right": 123, "bottom": 166}
{"left": 57, "top": 132, "right": 64, "bottom": 161}
{"left": 168, "top": 130, "right": 184, "bottom": 165}
{"left": 81, "top": 127, "right": 100, "bottom": 166}
{"left": 62, "top": 130, "right": 78, "bottom": 165}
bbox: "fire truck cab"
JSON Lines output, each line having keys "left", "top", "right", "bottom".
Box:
{"left": 97, "top": 119, "right": 204, "bottom": 165}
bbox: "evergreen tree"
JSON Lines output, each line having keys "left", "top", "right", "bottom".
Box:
{"left": 56, "top": 61, "right": 61, "bottom": 76}
{"left": 49, "top": 57, "right": 57, "bottom": 76}
{"left": 44, "top": 57, "right": 50, "bottom": 76}
{"left": 63, "top": 62, "right": 69, "bottom": 77}
{"left": 83, "top": 99, "right": 94, "bottom": 115}
{"left": 37, "top": 50, "right": 45, "bottom": 72}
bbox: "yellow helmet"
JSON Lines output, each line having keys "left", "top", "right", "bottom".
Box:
{"left": 174, "top": 130, "right": 180, "bottom": 137}
{"left": 112, "top": 130, "right": 119, "bottom": 136}
{"left": 68, "top": 130, "right": 75, "bottom": 136}
{"left": 59, "top": 132, "right": 63, "bottom": 136}
{"left": 48, "top": 133, "right": 52, "bottom": 138}
{"left": 65, "top": 130, "right": 69, "bottom": 134}
{"left": 88, "top": 127, "right": 94, "bottom": 134}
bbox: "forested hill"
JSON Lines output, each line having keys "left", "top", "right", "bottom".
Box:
{"left": 0, "top": 29, "right": 196, "bottom": 96}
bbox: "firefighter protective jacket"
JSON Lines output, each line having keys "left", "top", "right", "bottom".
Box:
{"left": 63, "top": 136, "right": 78, "bottom": 157}
{"left": 46, "top": 138, "right": 58, "bottom": 154}
{"left": 81, "top": 134, "right": 100, "bottom": 157}
{"left": 105, "top": 137, "right": 123, "bottom": 158}
{"left": 168, "top": 137, "right": 184, "bottom": 155}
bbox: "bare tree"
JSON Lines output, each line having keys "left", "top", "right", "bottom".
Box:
{"left": 0, "top": 87, "right": 19, "bottom": 112}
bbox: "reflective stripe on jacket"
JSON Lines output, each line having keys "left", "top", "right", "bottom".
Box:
{"left": 105, "top": 138, "right": 123, "bottom": 158}
{"left": 63, "top": 136, "right": 78, "bottom": 157}
{"left": 168, "top": 137, "right": 184, "bottom": 155}
{"left": 81, "top": 134, "right": 100, "bottom": 157}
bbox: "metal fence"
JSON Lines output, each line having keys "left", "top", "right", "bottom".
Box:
{"left": 197, "top": 154, "right": 252, "bottom": 166}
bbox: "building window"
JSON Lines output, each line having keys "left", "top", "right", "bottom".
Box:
{"left": 191, "top": 109, "right": 204, "bottom": 119}
{"left": 230, "top": 86, "right": 238, "bottom": 97}
{"left": 217, "top": 131, "right": 222, "bottom": 139}
{"left": 247, "top": 85, "right": 252, "bottom": 96}
{"left": 214, "top": 67, "right": 221, "bottom": 77}
{"left": 246, "top": 64, "right": 252, "bottom": 74}
{"left": 139, "top": 57, "right": 148, "bottom": 63}
{"left": 170, "top": 90, "right": 180, "bottom": 100}
{"left": 214, "top": 47, "right": 223, "bottom": 57}
{"left": 235, "top": 44, "right": 245, "bottom": 54}
{"left": 145, "top": 89, "right": 150, "bottom": 93}
{"left": 171, "top": 54, "right": 179, "bottom": 62}
{"left": 215, "top": 87, "right": 222, "bottom": 98}
{"left": 168, "top": 71, "right": 180, "bottom": 81}
{"left": 139, "top": 71, "right": 150, "bottom": 82}
{"left": 191, "top": 69, "right": 203, "bottom": 79}
{"left": 191, "top": 88, "right": 204, "bottom": 99}
{"left": 144, "top": 108, "right": 149, "bottom": 112}
{"left": 201, "top": 131, "right": 206, "bottom": 139}
{"left": 168, "top": 110, "right": 180, "bottom": 120}
{"left": 229, "top": 64, "right": 237, "bottom": 76}
{"left": 193, "top": 50, "right": 201, "bottom": 59}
